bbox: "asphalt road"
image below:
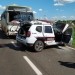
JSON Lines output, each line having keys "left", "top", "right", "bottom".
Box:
{"left": 0, "top": 29, "right": 75, "bottom": 75}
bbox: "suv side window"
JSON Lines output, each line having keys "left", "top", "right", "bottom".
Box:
{"left": 45, "top": 26, "right": 52, "bottom": 33}
{"left": 36, "top": 26, "right": 42, "bottom": 32}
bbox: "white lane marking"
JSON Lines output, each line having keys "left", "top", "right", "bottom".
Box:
{"left": 23, "top": 56, "right": 43, "bottom": 75}
{"left": 66, "top": 46, "right": 75, "bottom": 51}
{"left": 11, "top": 41, "right": 18, "bottom": 47}
{"left": 59, "top": 46, "right": 71, "bottom": 51}
{"left": 59, "top": 46, "right": 75, "bottom": 51}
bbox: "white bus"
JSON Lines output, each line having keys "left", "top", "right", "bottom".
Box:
{"left": 1, "top": 5, "right": 34, "bottom": 36}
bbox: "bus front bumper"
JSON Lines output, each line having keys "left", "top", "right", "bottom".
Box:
{"left": 8, "top": 31, "right": 18, "bottom": 35}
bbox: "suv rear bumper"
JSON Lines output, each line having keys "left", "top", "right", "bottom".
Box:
{"left": 16, "top": 35, "right": 34, "bottom": 46}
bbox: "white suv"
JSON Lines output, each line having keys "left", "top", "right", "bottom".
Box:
{"left": 16, "top": 20, "right": 71, "bottom": 52}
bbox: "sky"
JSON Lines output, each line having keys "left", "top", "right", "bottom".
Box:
{"left": 0, "top": 0, "right": 75, "bottom": 20}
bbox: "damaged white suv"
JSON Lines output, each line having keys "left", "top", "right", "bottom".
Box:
{"left": 16, "top": 20, "right": 72, "bottom": 52}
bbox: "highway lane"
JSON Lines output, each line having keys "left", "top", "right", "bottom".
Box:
{"left": 25, "top": 46, "right": 75, "bottom": 75}
{"left": 0, "top": 30, "right": 36, "bottom": 75}
{"left": 0, "top": 29, "right": 75, "bottom": 75}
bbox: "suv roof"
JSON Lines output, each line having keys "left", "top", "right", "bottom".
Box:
{"left": 30, "top": 20, "right": 51, "bottom": 25}
{"left": 20, "top": 20, "right": 52, "bottom": 27}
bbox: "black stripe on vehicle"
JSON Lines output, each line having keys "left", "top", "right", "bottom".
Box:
{"left": 36, "top": 37, "right": 55, "bottom": 41}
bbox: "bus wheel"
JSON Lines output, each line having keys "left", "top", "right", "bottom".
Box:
{"left": 34, "top": 40, "right": 44, "bottom": 52}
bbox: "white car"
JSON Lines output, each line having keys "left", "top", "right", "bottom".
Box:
{"left": 16, "top": 20, "right": 72, "bottom": 52}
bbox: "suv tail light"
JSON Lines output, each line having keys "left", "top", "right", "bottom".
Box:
{"left": 26, "top": 31, "right": 31, "bottom": 37}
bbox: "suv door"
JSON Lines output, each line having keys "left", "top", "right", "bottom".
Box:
{"left": 61, "top": 24, "right": 72, "bottom": 44}
{"left": 43, "top": 25, "right": 55, "bottom": 45}
{"left": 33, "top": 25, "right": 44, "bottom": 39}
{"left": 53, "top": 23, "right": 72, "bottom": 44}
{"left": 62, "top": 27, "right": 73, "bottom": 44}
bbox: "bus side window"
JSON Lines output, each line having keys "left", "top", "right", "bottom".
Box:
{"left": 3, "top": 12, "right": 7, "bottom": 19}
{"left": 3, "top": 14, "right": 5, "bottom": 19}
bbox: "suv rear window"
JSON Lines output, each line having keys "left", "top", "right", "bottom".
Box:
{"left": 36, "top": 26, "right": 42, "bottom": 32}
{"left": 45, "top": 26, "right": 52, "bottom": 33}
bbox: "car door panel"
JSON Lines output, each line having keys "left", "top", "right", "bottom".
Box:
{"left": 43, "top": 25, "right": 55, "bottom": 45}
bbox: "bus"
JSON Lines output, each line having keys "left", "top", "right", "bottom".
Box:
{"left": 1, "top": 5, "right": 34, "bottom": 36}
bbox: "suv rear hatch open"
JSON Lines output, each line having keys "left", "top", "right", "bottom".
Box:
{"left": 18, "top": 22, "right": 31, "bottom": 38}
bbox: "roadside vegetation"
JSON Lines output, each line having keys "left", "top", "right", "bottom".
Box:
{"left": 72, "top": 27, "right": 75, "bottom": 48}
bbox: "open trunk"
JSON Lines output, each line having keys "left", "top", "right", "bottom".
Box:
{"left": 18, "top": 23, "right": 31, "bottom": 37}
{"left": 53, "top": 23, "right": 72, "bottom": 44}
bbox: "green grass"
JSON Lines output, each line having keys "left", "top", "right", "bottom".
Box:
{"left": 72, "top": 28, "right": 75, "bottom": 48}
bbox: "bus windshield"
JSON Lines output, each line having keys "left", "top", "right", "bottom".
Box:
{"left": 15, "top": 12, "right": 34, "bottom": 21}
{"left": 9, "top": 11, "right": 34, "bottom": 22}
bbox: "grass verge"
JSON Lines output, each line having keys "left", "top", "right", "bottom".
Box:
{"left": 72, "top": 28, "right": 75, "bottom": 48}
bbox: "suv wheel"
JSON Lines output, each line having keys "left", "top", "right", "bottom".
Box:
{"left": 34, "top": 40, "right": 44, "bottom": 52}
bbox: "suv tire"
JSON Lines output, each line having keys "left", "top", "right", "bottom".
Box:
{"left": 34, "top": 40, "right": 44, "bottom": 52}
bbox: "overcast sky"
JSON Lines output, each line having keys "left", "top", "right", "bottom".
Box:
{"left": 0, "top": 0, "right": 75, "bottom": 20}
